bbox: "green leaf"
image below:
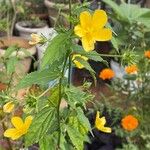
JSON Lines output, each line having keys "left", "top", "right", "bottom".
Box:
{"left": 73, "top": 45, "right": 105, "bottom": 63}
{"left": 111, "top": 36, "right": 119, "bottom": 53}
{"left": 103, "top": 0, "right": 124, "bottom": 20}
{"left": 20, "top": 48, "right": 35, "bottom": 61}
{"left": 25, "top": 107, "right": 56, "bottom": 146}
{"left": 67, "top": 125, "right": 84, "bottom": 150}
{"left": 48, "top": 85, "right": 61, "bottom": 107}
{"left": 65, "top": 86, "right": 93, "bottom": 108}
{"left": 16, "top": 69, "right": 60, "bottom": 90}
{"left": 41, "top": 33, "right": 69, "bottom": 68}
{"left": 76, "top": 107, "right": 91, "bottom": 134}
{"left": 39, "top": 135, "right": 56, "bottom": 150}
{"left": 4, "top": 46, "right": 18, "bottom": 58}
{"left": 123, "top": 74, "right": 137, "bottom": 81}
{"left": 6, "top": 57, "right": 18, "bottom": 74}
{"left": 75, "top": 57, "right": 95, "bottom": 73}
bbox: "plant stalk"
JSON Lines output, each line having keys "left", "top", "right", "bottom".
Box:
{"left": 57, "top": 53, "right": 68, "bottom": 149}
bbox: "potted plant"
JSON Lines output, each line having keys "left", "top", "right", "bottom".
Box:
{"left": 15, "top": 0, "right": 48, "bottom": 39}
{"left": 44, "top": 0, "right": 79, "bottom": 27}
{"left": 0, "top": 0, "right": 36, "bottom": 82}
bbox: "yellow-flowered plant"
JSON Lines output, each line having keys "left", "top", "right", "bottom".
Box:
{"left": 95, "top": 111, "right": 112, "bottom": 133}
{"left": 72, "top": 54, "right": 88, "bottom": 69}
{"left": 4, "top": 116, "right": 33, "bottom": 140}
{"left": 74, "top": 10, "right": 112, "bottom": 52}
{"left": 3, "top": 101, "right": 15, "bottom": 113}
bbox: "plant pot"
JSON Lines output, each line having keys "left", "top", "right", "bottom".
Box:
{"left": 15, "top": 21, "right": 48, "bottom": 39}
{"left": 0, "top": 83, "right": 7, "bottom": 91}
{"left": 44, "top": 0, "right": 77, "bottom": 27}
{"left": 0, "top": 36, "right": 36, "bottom": 79}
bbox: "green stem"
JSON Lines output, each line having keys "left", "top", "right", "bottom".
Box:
{"left": 69, "top": 0, "right": 72, "bottom": 29}
{"left": 57, "top": 53, "right": 68, "bottom": 149}
{"left": 67, "top": 0, "right": 72, "bottom": 88}
{"left": 68, "top": 55, "right": 71, "bottom": 87}
{"left": 99, "top": 54, "right": 122, "bottom": 58}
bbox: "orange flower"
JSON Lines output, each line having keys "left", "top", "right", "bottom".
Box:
{"left": 144, "top": 50, "right": 150, "bottom": 59}
{"left": 121, "top": 115, "right": 138, "bottom": 131}
{"left": 125, "top": 65, "right": 138, "bottom": 74}
{"left": 99, "top": 68, "right": 115, "bottom": 80}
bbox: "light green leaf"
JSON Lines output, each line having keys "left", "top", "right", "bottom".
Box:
{"left": 6, "top": 57, "right": 18, "bottom": 74}
{"left": 41, "top": 33, "right": 69, "bottom": 68}
{"left": 25, "top": 107, "right": 56, "bottom": 146}
{"left": 16, "top": 69, "right": 60, "bottom": 90}
{"left": 67, "top": 125, "right": 84, "bottom": 150}
{"left": 4, "top": 46, "right": 18, "bottom": 58}
{"left": 65, "top": 86, "right": 93, "bottom": 108}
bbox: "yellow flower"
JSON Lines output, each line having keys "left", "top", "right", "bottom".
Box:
{"left": 95, "top": 111, "right": 112, "bottom": 133}
{"left": 3, "top": 101, "right": 14, "bottom": 113}
{"left": 72, "top": 54, "right": 88, "bottom": 69}
{"left": 29, "top": 33, "right": 42, "bottom": 45}
{"left": 74, "top": 10, "right": 112, "bottom": 52}
{"left": 4, "top": 116, "right": 33, "bottom": 140}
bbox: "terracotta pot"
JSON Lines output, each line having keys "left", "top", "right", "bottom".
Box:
{"left": 0, "top": 83, "right": 7, "bottom": 91}
{"left": 15, "top": 21, "right": 48, "bottom": 39}
{"left": 0, "top": 37, "right": 36, "bottom": 79}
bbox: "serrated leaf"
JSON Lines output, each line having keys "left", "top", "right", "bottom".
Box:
{"left": 39, "top": 135, "right": 56, "bottom": 150}
{"left": 41, "top": 33, "right": 69, "bottom": 68}
{"left": 65, "top": 86, "right": 93, "bottom": 108}
{"left": 67, "top": 125, "right": 84, "bottom": 150}
{"left": 25, "top": 107, "right": 56, "bottom": 146}
{"left": 75, "top": 57, "right": 95, "bottom": 73}
{"left": 76, "top": 107, "right": 91, "bottom": 134}
{"left": 16, "top": 69, "right": 60, "bottom": 90}
{"left": 48, "top": 85, "right": 60, "bottom": 107}
{"left": 6, "top": 57, "right": 18, "bottom": 74}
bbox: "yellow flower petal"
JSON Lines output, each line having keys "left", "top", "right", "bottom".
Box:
{"left": 100, "top": 127, "right": 112, "bottom": 133}
{"left": 4, "top": 128, "right": 21, "bottom": 140}
{"left": 29, "top": 33, "right": 42, "bottom": 45}
{"left": 74, "top": 25, "right": 85, "bottom": 37}
{"left": 80, "top": 11, "right": 92, "bottom": 28}
{"left": 3, "top": 101, "right": 14, "bottom": 113}
{"left": 92, "top": 10, "right": 108, "bottom": 29}
{"left": 93, "top": 28, "right": 112, "bottom": 41}
{"left": 72, "top": 54, "right": 88, "bottom": 69}
{"left": 11, "top": 117, "right": 24, "bottom": 130}
{"left": 24, "top": 116, "right": 33, "bottom": 131}
{"left": 95, "top": 111, "right": 112, "bottom": 133}
{"left": 82, "top": 36, "right": 95, "bottom": 52}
